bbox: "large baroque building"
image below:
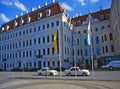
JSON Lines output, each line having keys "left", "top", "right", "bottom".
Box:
{"left": 0, "top": 0, "right": 119, "bottom": 71}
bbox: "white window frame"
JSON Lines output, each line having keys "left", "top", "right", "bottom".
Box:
{"left": 38, "top": 12, "right": 42, "bottom": 19}
{"left": 46, "top": 9, "right": 51, "bottom": 17}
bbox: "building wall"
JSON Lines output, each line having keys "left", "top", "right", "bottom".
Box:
{"left": 110, "top": 0, "right": 120, "bottom": 55}
{"left": 74, "top": 17, "right": 114, "bottom": 68}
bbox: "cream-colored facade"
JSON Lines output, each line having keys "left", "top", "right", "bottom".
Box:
{"left": 110, "top": 0, "right": 120, "bottom": 55}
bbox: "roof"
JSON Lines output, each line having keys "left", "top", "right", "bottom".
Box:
{"left": 71, "top": 8, "right": 110, "bottom": 27}
{"left": 0, "top": 2, "right": 64, "bottom": 32}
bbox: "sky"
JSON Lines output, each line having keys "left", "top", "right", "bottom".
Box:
{"left": 0, "top": 0, "right": 112, "bottom": 27}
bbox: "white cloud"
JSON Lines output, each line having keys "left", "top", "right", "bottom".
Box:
{"left": 14, "top": 1, "right": 27, "bottom": 12}
{"left": 0, "top": 0, "right": 13, "bottom": 6}
{"left": 78, "top": 0, "right": 86, "bottom": 6}
{"left": 90, "top": 0, "right": 99, "bottom": 3}
{"left": 62, "top": 2, "right": 73, "bottom": 11}
{"left": 0, "top": 13, "right": 10, "bottom": 22}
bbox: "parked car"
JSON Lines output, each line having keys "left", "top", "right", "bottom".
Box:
{"left": 37, "top": 67, "right": 58, "bottom": 76}
{"left": 65, "top": 67, "right": 90, "bottom": 76}
{"left": 101, "top": 61, "right": 120, "bottom": 71}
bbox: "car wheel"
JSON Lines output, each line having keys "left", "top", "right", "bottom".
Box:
{"left": 82, "top": 72, "right": 87, "bottom": 76}
{"left": 109, "top": 66, "right": 114, "bottom": 71}
{"left": 39, "top": 73, "right": 42, "bottom": 76}
{"left": 67, "top": 73, "right": 71, "bottom": 76}
{"left": 50, "top": 73, "right": 53, "bottom": 76}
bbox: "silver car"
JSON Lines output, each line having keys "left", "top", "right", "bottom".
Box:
{"left": 65, "top": 67, "right": 90, "bottom": 76}
{"left": 37, "top": 67, "right": 58, "bottom": 76}
{"left": 101, "top": 61, "right": 120, "bottom": 70}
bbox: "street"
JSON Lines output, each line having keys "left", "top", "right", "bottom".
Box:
{"left": 0, "top": 71, "right": 120, "bottom": 89}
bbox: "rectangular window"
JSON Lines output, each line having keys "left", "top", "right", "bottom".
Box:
{"left": 38, "top": 38, "right": 40, "bottom": 44}
{"left": 52, "top": 35, "right": 54, "bottom": 42}
{"left": 52, "top": 47, "right": 54, "bottom": 55}
{"left": 104, "top": 34, "right": 107, "bottom": 41}
{"left": 34, "top": 27, "right": 36, "bottom": 32}
{"left": 23, "top": 51, "right": 25, "bottom": 57}
{"left": 38, "top": 49, "right": 41, "bottom": 55}
{"left": 47, "top": 48, "right": 50, "bottom": 55}
{"left": 26, "top": 40, "right": 28, "bottom": 46}
{"left": 47, "top": 23, "right": 49, "bottom": 28}
{"left": 38, "top": 26, "right": 40, "bottom": 31}
{"left": 30, "top": 40, "right": 32, "bottom": 46}
{"left": 105, "top": 45, "right": 108, "bottom": 53}
{"left": 47, "top": 36, "right": 49, "bottom": 43}
{"left": 19, "top": 52, "right": 21, "bottom": 58}
{"left": 43, "top": 37, "right": 45, "bottom": 43}
{"left": 102, "top": 36, "right": 104, "bottom": 43}
{"left": 30, "top": 50, "right": 32, "bottom": 57}
{"left": 23, "top": 41, "right": 25, "bottom": 47}
{"left": 34, "top": 39, "right": 36, "bottom": 45}
{"left": 43, "top": 49, "right": 45, "bottom": 55}
{"left": 26, "top": 51, "right": 28, "bottom": 57}
{"left": 43, "top": 25, "right": 45, "bottom": 30}
{"left": 51, "top": 22, "right": 54, "bottom": 27}
{"left": 102, "top": 47, "right": 104, "bottom": 54}
{"left": 56, "top": 21, "right": 59, "bottom": 26}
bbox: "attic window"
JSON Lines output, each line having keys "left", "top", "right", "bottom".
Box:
{"left": 20, "top": 18, "right": 24, "bottom": 26}
{"left": 2, "top": 27, "right": 5, "bottom": 31}
{"left": 38, "top": 13, "right": 42, "bottom": 19}
{"left": 46, "top": 9, "right": 51, "bottom": 17}
{"left": 100, "top": 15, "right": 104, "bottom": 21}
{"left": 26, "top": 15, "right": 31, "bottom": 23}
{"left": 106, "top": 14, "right": 110, "bottom": 20}
{"left": 14, "top": 20, "right": 18, "bottom": 28}
{"left": 6, "top": 25, "right": 9, "bottom": 30}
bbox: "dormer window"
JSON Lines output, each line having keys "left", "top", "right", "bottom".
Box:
{"left": 77, "top": 20, "right": 81, "bottom": 26}
{"left": 6, "top": 25, "right": 9, "bottom": 30}
{"left": 2, "top": 27, "right": 5, "bottom": 31}
{"left": 26, "top": 15, "right": 31, "bottom": 23}
{"left": 20, "top": 18, "right": 24, "bottom": 26}
{"left": 14, "top": 20, "right": 18, "bottom": 28}
{"left": 38, "top": 13, "right": 42, "bottom": 19}
{"left": 46, "top": 9, "right": 51, "bottom": 17}
{"left": 100, "top": 15, "right": 104, "bottom": 21}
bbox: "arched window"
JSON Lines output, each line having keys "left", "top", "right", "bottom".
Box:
{"left": 96, "top": 36, "right": 99, "bottom": 44}
{"left": 95, "top": 27, "right": 98, "bottom": 32}
{"left": 100, "top": 15, "right": 104, "bottom": 21}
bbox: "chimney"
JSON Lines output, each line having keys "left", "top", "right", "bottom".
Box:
{"left": 99, "top": 6, "right": 102, "bottom": 11}
{"left": 88, "top": 9, "right": 91, "bottom": 14}
{"left": 45, "top": 2, "right": 47, "bottom": 6}
{"left": 38, "top": 5, "right": 41, "bottom": 9}
{"left": 78, "top": 12, "right": 81, "bottom": 17}
{"left": 25, "top": 10, "right": 28, "bottom": 14}
{"left": 20, "top": 12, "right": 23, "bottom": 16}
{"left": 15, "top": 15, "right": 18, "bottom": 18}
{"left": 31, "top": 8, "right": 34, "bottom": 11}
{"left": 52, "top": 0, "right": 55, "bottom": 3}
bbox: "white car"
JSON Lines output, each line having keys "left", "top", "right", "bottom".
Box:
{"left": 65, "top": 67, "right": 90, "bottom": 76}
{"left": 37, "top": 67, "right": 58, "bottom": 76}
{"left": 101, "top": 61, "right": 120, "bottom": 70}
